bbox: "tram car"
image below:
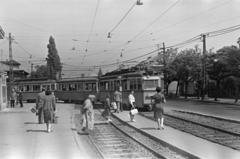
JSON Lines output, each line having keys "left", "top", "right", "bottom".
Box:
{"left": 99, "top": 70, "right": 164, "bottom": 110}
{"left": 55, "top": 77, "right": 99, "bottom": 103}
{"left": 8, "top": 78, "right": 56, "bottom": 102}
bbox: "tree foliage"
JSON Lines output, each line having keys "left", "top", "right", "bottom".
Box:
{"left": 31, "top": 65, "right": 50, "bottom": 78}
{"left": 46, "top": 36, "right": 62, "bottom": 80}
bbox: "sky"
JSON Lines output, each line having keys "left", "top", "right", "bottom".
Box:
{"left": 0, "top": 0, "right": 240, "bottom": 77}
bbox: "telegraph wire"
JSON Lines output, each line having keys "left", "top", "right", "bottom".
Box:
{"left": 109, "top": 1, "right": 136, "bottom": 34}
{"left": 137, "top": 0, "right": 233, "bottom": 40}
{"left": 0, "top": 39, "right": 8, "bottom": 46}
{"left": 82, "top": 0, "right": 100, "bottom": 64}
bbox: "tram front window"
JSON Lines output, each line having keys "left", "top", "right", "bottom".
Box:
{"left": 143, "top": 80, "right": 158, "bottom": 89}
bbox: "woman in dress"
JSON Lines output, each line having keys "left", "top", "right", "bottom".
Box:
{"left": 151, "top": 87, "right": 166, "bottom": 130}
{"left": 129, "top": 90, "right": 136, "bottom": 122}
{"left": 81, "top": 95, "right": 95, "bottom": 134}
{"left": 104, "top": 94, "right": 112, "bottom": 122}
{"left": 43, "top": 90, "right": 56, "bottom": 133}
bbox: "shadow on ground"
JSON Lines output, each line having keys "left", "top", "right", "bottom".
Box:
{"left": 26, "top": 130, "right": 47, "bottom": 133}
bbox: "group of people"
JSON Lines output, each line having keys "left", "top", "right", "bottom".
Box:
{"left": 36, "top": 88, "right": 57, "bottom": 133}
{"left": 10, "top": 88, "right": 23, "bottom": 108}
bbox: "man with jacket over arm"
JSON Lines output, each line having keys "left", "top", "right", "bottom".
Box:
{"left": 114, "top": 88, "right": 122, "bottom": 113}
{"left": 36, "top": 88, "right": 46, "bottom": 124}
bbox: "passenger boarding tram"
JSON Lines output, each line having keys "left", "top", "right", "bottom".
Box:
{"left": 99, "top": 71, "right": 163, "bottom": 110}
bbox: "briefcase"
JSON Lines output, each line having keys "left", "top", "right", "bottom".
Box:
{"left": 31, "top": 107, "right": 36, "bottom": 113}
{"left": 130, "top": 108, "right": 138, "bottom": 115}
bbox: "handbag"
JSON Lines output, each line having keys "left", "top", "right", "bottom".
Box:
{"left": 130, "top": 108, "right": 138, "bottom": 115}
{"left": 53, "top": 114, "right": 58, "bottom": 124}
{"left": 111, "top": 102, "right": 117, "bottom": 110}
{"left": 31, "top": 107, "right": 36, "bottom": 113}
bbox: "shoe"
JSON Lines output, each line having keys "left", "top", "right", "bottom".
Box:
{"left": 132, "top": 119, "right": 136, "bottom": 122}
{"left": 161, "top": 126, "right": 164, "bottom": 130}
{"left": 47, "top": 130, "right": 51, "bottom": 133}
{"left": 39, "top": 122, "right": 44, "bottom": 124}
{"left": 108, "top": 119, "right": 112, "bottom": 122}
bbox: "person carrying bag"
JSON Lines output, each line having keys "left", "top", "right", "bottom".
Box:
{"left": 128, "top": 90, "right": 137, "bottom": 122}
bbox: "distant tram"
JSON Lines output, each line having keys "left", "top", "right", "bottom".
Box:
{"left": 55, "top": 77, "right": 99, "bottom": 103}
{"left": 8, "top": 78, "right": 56, "bottom": 102}
{"left": 99, "top": 70, "right": 164, "bottom": 110}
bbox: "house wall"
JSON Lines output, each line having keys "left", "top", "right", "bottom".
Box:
{"left": 0, "top": 73, "right": 7, "bottom": 110}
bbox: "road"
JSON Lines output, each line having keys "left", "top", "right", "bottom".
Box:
{"left": 165, "top": 99, "right": 240, "bottom": 121}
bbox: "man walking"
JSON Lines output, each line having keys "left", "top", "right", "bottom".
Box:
{"left": 114, "top": 89, "right": 122, "bottom": 113}
{"left": 36, "top": 88, "right": 46, "bottom": 124}
{"left": 18, "top": 90, "right": 23, "bottom": 107}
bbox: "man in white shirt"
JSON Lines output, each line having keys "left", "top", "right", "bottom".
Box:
{"left": 128, "top": 90, "right": 136, "bottom": 122}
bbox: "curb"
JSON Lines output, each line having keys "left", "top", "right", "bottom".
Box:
{"left": 112, "top": 113, "right": 201, "bottom": 159}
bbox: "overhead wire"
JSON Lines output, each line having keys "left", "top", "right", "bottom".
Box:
{"left": 81, "top": 0, "right": 100, "bottom": 64}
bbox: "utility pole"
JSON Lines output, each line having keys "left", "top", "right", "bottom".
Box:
{"left": 31, "top": 63, "right": 33, "bottom": 77}
{"left": 201, "top": 34, "right": 207, "bottom": 100}
{"left": 162, "top": 42, "right": 167, "bottom": 95}
{"left": 9, "top": 33, "right": 13, "bottom": 89}
{"left": 0, "top": 49, "right": 3, "bottom": 72}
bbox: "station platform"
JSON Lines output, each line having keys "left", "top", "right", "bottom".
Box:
{"left": 0, "top": 103, "right": 95, "bottom": 159}
{"left": 112, "top": 110, "right": 240, "bottom": 159}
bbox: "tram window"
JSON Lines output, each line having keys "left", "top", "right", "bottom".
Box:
{"left": 104, "top": 81, "right": 109, "bottom": 90}
{"left": 84, "top": 83, "right": 88, "bottom": 91}
{"left": 122, "top": 80, "right": 127, "bottom": 90}
{"left": 33, "top": 85, "right": 41, "bottom": 91}
{"left": 130, "top": 79, "right": 137, "bottom": 90}
{"left": 58, "top": 84, "right": 61, "bottom": 91}
{"left": 24, "top": 85, "right": 30, "bottom": 92}
{"left": 88, "top": 84, "right": 92, "bottom": 90}
{"left": 18, "top": 86, "right": 23, "bottom": 91}
{"left": 71, "top": 84, "right": 77, "bottom": 91}
{"left": 62, "top": 84, "right": 66, "bottom": 91}
{"left": 99, "top": 82, "right": 104, "bottom": 90}
{"left": 137, "top": 79, "right": 142, "bottom": 90}
{"left": 110, "top": 81, "right": 113, "bottom": 90}
{"left": 144, "top": 80, "right": 158, "bottom": 89}
{"left": 92, "top": 83, "right": 96, "bottom": 90}
{"left": 51, "top": 84, "right": 55, "bottom": 91}
{"left": 78, "top": 83, "right": 83, "bottom": 91}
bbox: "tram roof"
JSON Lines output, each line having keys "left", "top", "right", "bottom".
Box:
{"left": 13, "top": 77, "right": 53, "bottom": 82}
{"left": 57, "top": 77, "right": 98, "bottom": 83}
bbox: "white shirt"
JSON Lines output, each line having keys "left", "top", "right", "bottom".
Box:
{"left": 128, "top": 94, "right": 135, "bottom": 105}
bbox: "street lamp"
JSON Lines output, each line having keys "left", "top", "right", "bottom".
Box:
{"left": 136, "top": 0, "right": 143, "bottom": 5}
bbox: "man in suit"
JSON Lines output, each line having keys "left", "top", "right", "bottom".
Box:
{"left": 36, "top": 88, "right": 46, "bottom": 124}
{"left": 114, "top": 89, "right": 122, "bottom": 113}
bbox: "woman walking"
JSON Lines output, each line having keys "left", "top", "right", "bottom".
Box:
{"left": 104, "top": 94, "right": 112, "bottom": 122}
{"left": 151, "top": 87, "right": 166, "bottom": 130}
{"left": 81, "top": 95, "right": 95, "bottom": 134}
{"left": 43, "top": 90, "right": 57, "bottom": 133}
{"left": 129, "top": 90, "right": 136, "bottom": 122}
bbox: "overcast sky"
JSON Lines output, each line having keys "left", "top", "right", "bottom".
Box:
{"left": 0, "top": 0, "right": 240, "bottom": 77}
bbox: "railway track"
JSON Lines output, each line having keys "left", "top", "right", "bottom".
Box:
{"left": 85, "top": 110, "right": 197, "bottom": 159}
{"left": 140, "top": 110, "right": 240, "bottom": 151}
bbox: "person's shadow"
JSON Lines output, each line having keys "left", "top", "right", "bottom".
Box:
{"left": 140, "top": 127, "right": 158, "bottom": 130}
{"left": 26, "top": 130, "right": 48, "bottom": 133}
{"left": 24, "top": 122, "right": 39, "bottom": 124}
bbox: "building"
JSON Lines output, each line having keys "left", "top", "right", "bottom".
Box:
{"left": 0, "top": 59, "right": 29, "bottom": 81}
{"left": 0, "top": 71, "right": 7, "bottom": 109}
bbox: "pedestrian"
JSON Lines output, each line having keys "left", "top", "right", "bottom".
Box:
{"left": 114, "top": 88, "right": 122, "bottom": 113}
{"left": 80, "top": 95, "right": 95, "bottom": 135}
{"left": 10, "top": 89, "right": 17, "bottom": 108}
{"left": 36, "top": 88, "right": 46, "bottom": 124}
{"left": 43, "top": 90, "right": 57, "bottom": 133}
{"left": 18, "top": 90, "right": 23, "bottom": 107}
{"left": 128, "top": 90, "right": 136, "bottom": 122}
{"left": 151, "top": 86, "right": 166, "bottom": 130}
{"left": 104, "top": 94, "right": 112, "bottom": 122}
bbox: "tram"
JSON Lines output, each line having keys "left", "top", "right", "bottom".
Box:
{"left": 55, "top": 77, "right": 99, "bottom": 103}
{"left": 8, "top": 78, "right": 56, "bottom": 102}
{"left": 99, "top": 70, "right": 164, "bottom": 110}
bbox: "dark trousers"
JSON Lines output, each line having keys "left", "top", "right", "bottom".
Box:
{"left": 19, "top": 99, "right": 23, "bottom": 107}
{"left": 38, "top": 108, "right": 44, "bottom": 123}
{"left": 10, "top": 100, "right": 15, "bottom": 108}
{"left": 119, "top": 102, "right": 123, "bottom": 111}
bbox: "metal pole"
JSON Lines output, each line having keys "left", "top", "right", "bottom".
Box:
{"left": 9, "top": 33, "right": 13, "bottom": 89}
{"left": 201, "top": 34, "right": 206, "bottom": 100}
{"left": 31, "top": 63, "right": 33, "bottom": 77}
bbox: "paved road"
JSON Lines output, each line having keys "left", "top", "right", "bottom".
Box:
{"left": 165, "top": 99, "right": 240, "bottom": 121}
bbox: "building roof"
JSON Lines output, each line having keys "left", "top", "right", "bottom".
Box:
{"left": 0, "top": 26, "right": 4, "bottom": 39}
{"left": 5, "top": 70, "right": 29, "bottom": 75}
{"left": 0, "top": 60, "right": 21, "bottom": 66}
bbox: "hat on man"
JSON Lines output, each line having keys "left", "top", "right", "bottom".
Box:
{"left": 88, "top": 95, "right": 96, "bottom": 99}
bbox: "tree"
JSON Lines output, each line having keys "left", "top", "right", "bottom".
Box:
{"left": 98, "top": 68, "right": 103, "bottom": 77}
{"left": 46, "top": 36, "right": 62, "bottom": 80}
{"left": 31, "top": 65, "right": 50, "bottom": 78}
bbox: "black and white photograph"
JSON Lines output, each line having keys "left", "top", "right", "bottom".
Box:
{"left": 0, "top": 0, "right": 240, "bottom": 159}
